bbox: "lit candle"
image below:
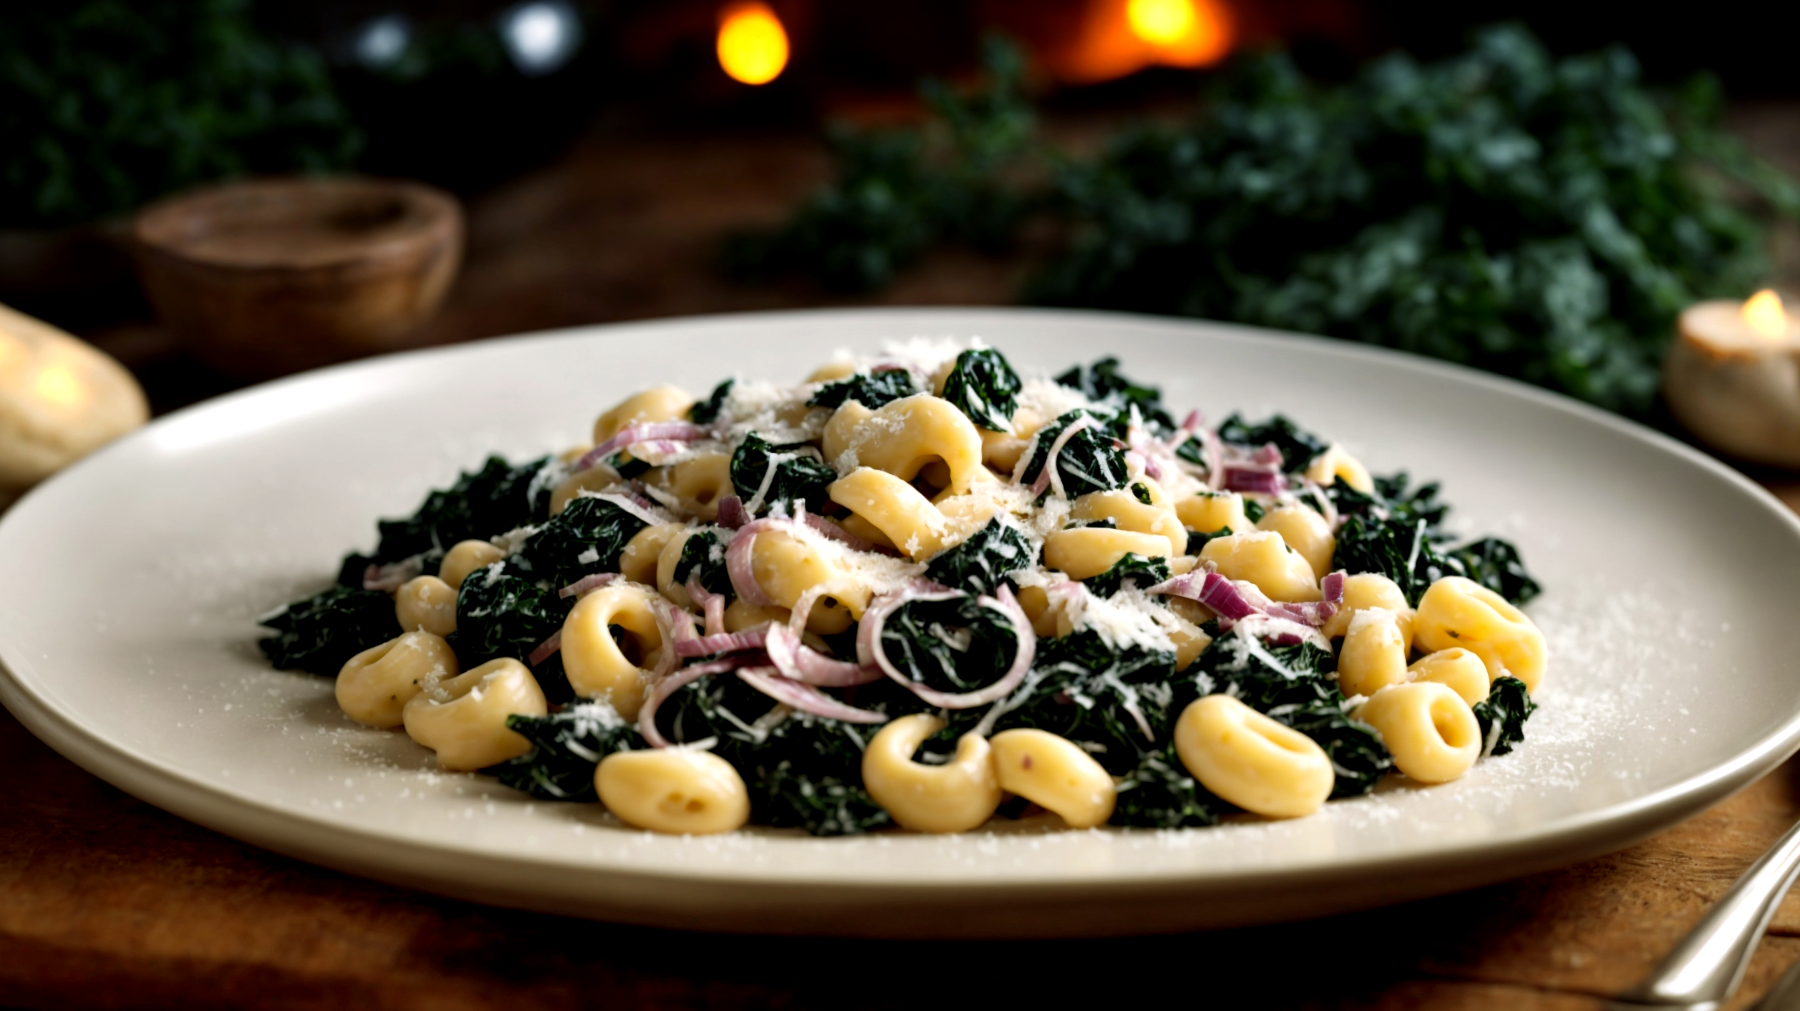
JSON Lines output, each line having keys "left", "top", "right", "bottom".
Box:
{"left": 1663, "top": 290, "right": 1800, "bottom": 466}
{"left": 0, "top": 302, "right": 147, "bottom": 507}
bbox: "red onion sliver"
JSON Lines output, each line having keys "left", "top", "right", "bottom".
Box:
{"left": 735, "top": 667, "right": 888, "bottom": 724}
{"left": 1222, "top": 466, "right": 1284, "bottom": 495}
{"left": 686, "top": 574, "right": 728, "bottom": 637}
{"left": 725, "top": 516, "right": 802, "bottom": 607}
{"left": 1321, "top": 570, "right": 1346, "bottom": 605}
{"left": 637, "top": 655, "right": 751, "bottom": 747}
{"left": 574, "top": 421, "right": 706, "bottom": 472}
{"left": 1250, "top": 442, "right": 1283, "bottom": 467}
{"left": 716, "top": 495, "right": 750, "bottom": 529}
{"left": 764, "top": 623, "right": 883, "bottom": 687}
{"left": 675, "top": 626, "right": 769, "bottom": 658}
{"left": 862, "top": 584, "right": 1036, "bottom": 710}
{"left": 559, "top": 572, "right": 620, "bottom": 599}
{"left": 528, "top": 630, "right": 563, "bottom": 667}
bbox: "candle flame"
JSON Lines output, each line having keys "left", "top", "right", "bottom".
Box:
{"left": 1743, "top": 289, "right": 1789, "bottom": 341}
{"left": 717, "top": 2, "right": 789, "bottom": 86}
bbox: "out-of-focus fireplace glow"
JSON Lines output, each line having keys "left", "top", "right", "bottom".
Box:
{"left": 716, "top": 2, "right": 790, "bottom": 85}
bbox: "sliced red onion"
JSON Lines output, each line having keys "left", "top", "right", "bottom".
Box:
{"left": 861, "top": 584, "right": 1036, "bottom": 710}
{"left": 803, "top": 513, "right": 881, "bottom": 553}
{"left": 593, "top": 492, "right": 672, "bottom": 529}
{"left": 638, "top": 655, "right": 752, "bottom": 748}
{"left": 363, "top": 557, "right": 424, "bottom": 593}
{"left": 1222, "top": 466, "right": 1285, "bottom": 495}
{"left": 527, "top": 630, "right": 562, "bottom": 666}
{"left": 686, "top": 574, "right": 728, "bottom": 637}
{"left": 763, "top": 623, "right": 883, "bottom": 687}
{"left": 725, "top": 517, "right": 795, "bottom": 607}
{"left": 1201, "top": 428, "right": 1225, "bottom": 488}
{"left": 559, "top": 572, "right": 620, "bottom": 599}
{"left": 574, "top": 421, "right": 706, "bottom": 472}
{"left": 1249, "top": 442, "right": 1283, "bottom": 467}
{"left": 650, "top": 601, "right": 686, "bottom": 679}
{"left": 1321, "top": 569, "right": 1346, "bottom": 604}
{"left": 675, "top": 625, "right": 769, "bottom": 658}
{"left": 735, "top": 667, "right": 888, "bottom": 724}
{"left": 1148, "top": 571, "right": 1259, "bottom": 621}
{"left": 716, "top": 495, "right": 750, "bottom": 529}
{"left": 1178, "top": 409, "right": 1204, "bottom": 434}
{"left": 1030, "top": 416, "right": 1097, "bottom": 498}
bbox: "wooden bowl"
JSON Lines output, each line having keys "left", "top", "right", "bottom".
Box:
{"left": 133, "top": 177, "right": 462, "bottom": 378}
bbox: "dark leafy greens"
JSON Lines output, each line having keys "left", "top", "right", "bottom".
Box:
{"left": 878, "top": 595, "right": 1021, "bottom": 695}
{"left": 1083, "top": 552, "right": 1171, "bottom": 598}
{"left": 807, "top": 370, "right": 918, "bottom": 410}
{"left": 729, "top": 433, "right": 838, "bottom": 516}
{"left": 672, "top": 529, "right": 733, "bottom": 598}
{"left": 1329, "top": 473, "right": 1539, "bottom": 606}
{"left": 511, "top": 495, "right": 648, "bottom": 592}
{"left": 486, "top": 703, "right": 641, "bottom": 802}
{"left": 258, "top": 585, "right": 399, "bottom": 676}
{"left": 1268, "top": 702, "right": 1392, "bottom": 799}
{"left": 1474, "top": 676, "right": 1537, "bottom": 758}
{"left": 1056, "top": 356, "right": 1177, "bottom": 435}
{"left": 731, "top": 26, "right": 1800, "bottom": 418}
{"left": 690, "top": 379, "right": 734, "bottom": 425}
{"left": 373, "top": 455, "right": 550, "bottom": 565}
{"left": 454, "top": 565, "right": 568, "bottom": 666}
{"left": 941, "top": 347, "right": 1023, "bottom": 432}
{"left": 922, "top": 517, "right": 1032, "bottom": 596}
{"left": 1018, "top": 410, "right": 1129, "bottom": 498}
{"left": 1216, "top": 414, "right": 1327, "bottom": 474}
{"left": 1112, "top": 743, "right": 1230, "bottom": 828}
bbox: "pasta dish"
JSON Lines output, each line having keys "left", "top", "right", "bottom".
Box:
{"left": 259, "top": 341, "right": 1545, "bottom": 836}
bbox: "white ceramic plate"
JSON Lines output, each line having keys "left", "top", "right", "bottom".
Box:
{"left": 3, "top": 308, "right": 1798, "bottom": 938}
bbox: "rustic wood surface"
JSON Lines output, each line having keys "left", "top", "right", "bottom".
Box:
{"left": 9, "top": 105, "right": 1800, "bottom": 1010}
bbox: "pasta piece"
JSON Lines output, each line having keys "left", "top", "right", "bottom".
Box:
{"left": 988, "top": 729, "right": 1117, "bottom": 829}
{"left": 862, "top": 714, "right": 1002, "bottom": 833}
{"left": 646, "top": 453, "right": 733, "bottom": 522}
{"left": 1336, "top": 608, "right": 1409, "bottom": 698}
{"left": 1304, "top": 444, "right": 1374, "bottom": 494}
{"left": 440, "top": 540, "right": 505, "bottom": 591}
{"left": 1072, "top": 488, "right": 1186, "bottom": 557}
{"left": 561, "top": 584, "right": 668, "bottom": 718}
{"left": 593, "top": 384, "right": 694, "bottom": 444}
{"left": 401, "top": 658, "right": 547, "bottom": 770}
{"left": 1408, "top": 648, "right": 1491, "bottom": 705}
{"left": 596, "top": 749, "right": 750, "bottom": 835}
{"left": 1198, "top": 530, "right": 1321, "bottom": 602}
{"left": 1175, "top": 490, "right": 1253, "bottom": 537}
{"left": 1355, "top": 682, "right": 1480, "bottom": 783}
{"left": 619, "top": 523, "right": 685, "bottom": 586}
{"left": 1320, "top": 573, "right": 1414, "bottom": 647}
{"left": 1042, "top": 527, "right": 1173, "bottom": 581}
{"left": 550, "top": 465, "right": 622, "bottom": 516}
{"left": 1413, "top": 577, "right": 1547, "bottom": 691}
{"left": 336, "top": 630, "right": 459, "bottom": 729}
{"left": 394, "top": 575, "right": 457, "bottom": 637}
{"left": 1255, "top": 504, "right": 1336, "bottom": 580}
{"left": 828, "top": 468, "right": 949, "bottom": 560}
{"left": 1174, "top": 695, "right": 1333, "bottom": 818}
{"left": 821, "top": 395, "right": 986, "bottom": 498}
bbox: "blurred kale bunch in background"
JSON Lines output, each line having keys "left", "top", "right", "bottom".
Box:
{"left": 0, "top": 0, "right": 359, "bottom": 230}
{"left": 723, "top": 37, "right": 1040, "bottom": 292}
{"left": 734, "top": 26, "right": 1800, "bottom": 417}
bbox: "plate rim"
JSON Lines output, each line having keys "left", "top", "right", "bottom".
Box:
{"left": 4, "top": 305, "right": 1799, "bottom": 927}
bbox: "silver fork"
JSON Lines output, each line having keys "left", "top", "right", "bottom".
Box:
{"left": 1610, "top": 817, "right": 1800, "bottom": 1011}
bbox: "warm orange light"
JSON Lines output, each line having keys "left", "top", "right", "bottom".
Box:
{"left": 1743, "top": 289, "right": 1789, "bottom": 341}
{"left": 1058, "top": 0, "right": 1234, "bottom": 84}
{"left": 1128, "top": 0, "right": 1196, "bottom": 46}
{"left": 717, "top": 2, "right": 789, "bottom": 86}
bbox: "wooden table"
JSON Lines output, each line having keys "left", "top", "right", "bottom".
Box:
{"left": 13, "top": 111, "right": 1800, "bottom": 1010}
